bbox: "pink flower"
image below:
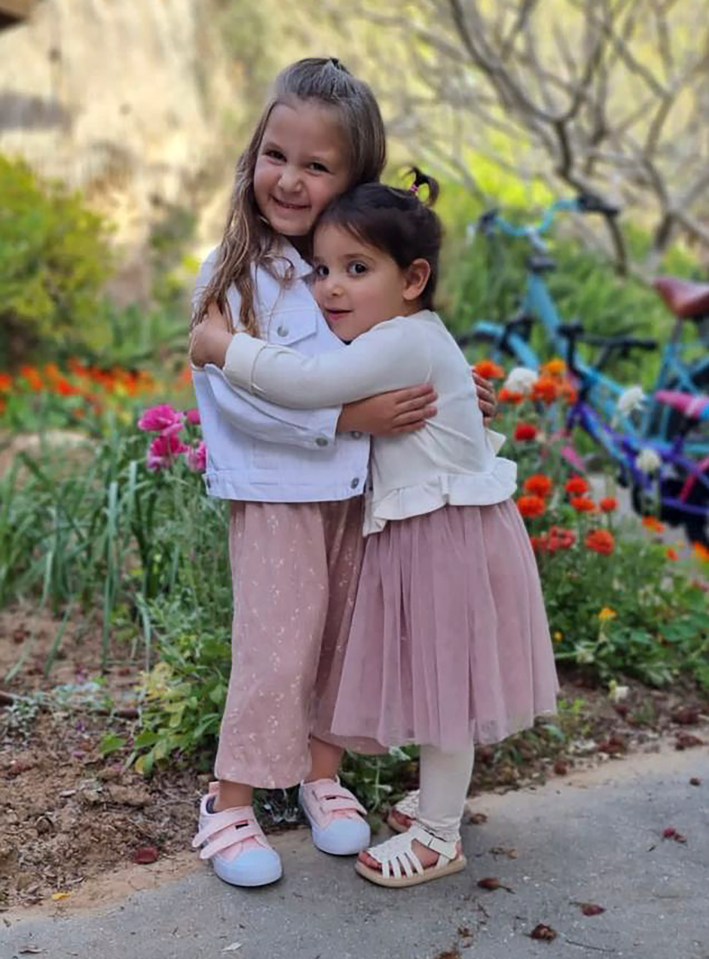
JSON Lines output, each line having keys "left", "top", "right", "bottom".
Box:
{"left": 185, "top": 441, "right": 207, "bottom": 473}
{"left": 185, "top": 408, "right": 201, "bottom": 426}
{"left": 138, "top": 404, "right": 184, "bottom": 436}
{"left": 147, "top": 433, "right": 188, "bottom": 471}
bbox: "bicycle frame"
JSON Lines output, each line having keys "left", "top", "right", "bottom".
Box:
{"left": 468, "top": 199, "right": 709, "bottom": 454}
{"left": 564, "top": 392, "right": 709, "bottom": 534}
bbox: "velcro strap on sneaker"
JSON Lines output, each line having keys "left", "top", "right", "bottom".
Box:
{"left": 310, "top": 782, "right": 366, "bottom": 816}
{"left": 196, "top": 821, "right": 264, "bottom": 861}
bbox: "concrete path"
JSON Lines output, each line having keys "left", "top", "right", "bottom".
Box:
{"left": 2, "top": 747, "right": 708, "bottom": 959}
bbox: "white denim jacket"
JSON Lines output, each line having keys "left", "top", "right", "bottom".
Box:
{"left": 192, "top": 244, "right": 370, "bottom": 502}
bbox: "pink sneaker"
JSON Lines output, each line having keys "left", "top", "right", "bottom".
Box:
{"left": 299, "top": 778, "right": 370, "bottom": 856}
{"left": 192, "top": 784, "right": 282, "bottom": 887}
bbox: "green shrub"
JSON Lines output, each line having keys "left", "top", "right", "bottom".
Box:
{"left": 0, "top": 154, "right": 114, "bottom": 367}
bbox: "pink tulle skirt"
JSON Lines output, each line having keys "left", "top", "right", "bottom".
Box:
{"left": 331, "top": 500, "right": 559, "bottom": 752}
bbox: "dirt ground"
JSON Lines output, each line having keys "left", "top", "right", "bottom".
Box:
{"left": 1, "top": 604, "right": 707, "bottom": 912}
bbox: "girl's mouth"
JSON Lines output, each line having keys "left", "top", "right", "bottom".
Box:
{"left": 273, "top": 197, "right": 308, "bottom": 211}
{"left": 324, "top": 308, "right": 351, "bottom": 322}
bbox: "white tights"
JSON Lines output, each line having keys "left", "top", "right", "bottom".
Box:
{"left": 415, "top": 743, "right": 476, "bottom": 843}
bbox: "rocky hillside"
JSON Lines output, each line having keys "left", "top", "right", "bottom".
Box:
{"left": 0, "top": 0, "right": 240, "bottom": 282}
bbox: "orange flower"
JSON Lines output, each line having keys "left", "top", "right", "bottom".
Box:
{"left": 586, "top": 529, "right": 615, "bottom": 555}
{"left": 474, "top": 360, "right": 505, "bottom": 380}
{"left": 20, "top": 365, "right": 44, "bottom": 392}
{"left": 0, "top": 373, "right": 12, "bottom": 393}
{"left": 559, "top": 381, "right": 579, "bottom": 405}
{"left": 693, "top": 543, "right": 709, "bottom": 563}
{"left": 541, "top": 358, "right": 566, "bottom": 378}
{"left": 56, "top": 378, "right": 82, "bottom": 397}
{"left": 524, "top": 474, "right": 554, "bottom": 499}
{"left": 515, "top": 423, "right": 538, "bottom": 442}
{"left": 571, "top": 496, "right": 597, "bottom": 513}
{"left": 517, "top": 495, "right": 547, "bottom": 519}
{"left": 498, "top": 388, "right": 524, "bottom": 406}
{"left": 599, "top": 497, "right": 618, "bottom": 513}
{"left": 642, "top": 516, "right": 665, "bottom": 535}
{"left": 666, "top": 548, "right": 679, "bottom": 562}
{"left": 532, "top": 377, "right": 559, "bottom": 404}
{"left": 565, "top": 475, "right": 589, "bottom": 495}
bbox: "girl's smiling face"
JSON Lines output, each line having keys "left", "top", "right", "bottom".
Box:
{"left": 253, "top": 99, "right": 352, "bottom": 243}
{"left": 312, "top": 223, "right": 430, "bottom": 342}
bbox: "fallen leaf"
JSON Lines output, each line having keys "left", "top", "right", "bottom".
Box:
{"left": 529, "top": 923, "right": 557, "bottom": 942}
{"left": 662, "top": 826, "right": 687, "bottom": 843}
{"left": 579, "top": 902, "right": 605, "bottom": 916}
{"left": 477, "top": 876, "right": 514, "bottom": 893}
{"left": 689, "top": 777, "right": 702, "bottom": 787}
{"left": 675, "top": 732, "right": 704, "bottom": 750}
{"left": 671, "top": 706, "right": 700, "bottom": 726}
{"left": 222, "top": 944, "right": 242, "bottom": 953}
{"left": 50, "top": 892, "right": 71, "bottom": 902}
{"left": 468, "top": 812, "right": 488, "bottom": 825}
{"left": 18, "top": 948, "right": 44, "bottom": 955}
{"left": 596, "top": 735, "right": 626, "bottom": 755}
{"left": 132, "top": 845, "right": 159, "bottom": 865}
{"left": 553, "top": 760, "right": 569, "bottom": 776}
{"left": 489, "top": 846, "right": 518, "bottom": 859}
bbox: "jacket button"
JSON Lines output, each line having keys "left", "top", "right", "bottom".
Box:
{"left": 277, "top": 324, "right": 289, "bottom": 337}
{"left": 316, "top": 437, "right": 329, "bottom": 447}
{"left": 351, "top": 431, "right": 362, "bottom": 439}
{"left": 350, "top": 477, "right": 360, "bottom": 488}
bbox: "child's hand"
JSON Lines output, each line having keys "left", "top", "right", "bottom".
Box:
{"left": 473, "top": 372, "right": 497, "bottom": 426}
{"left": 338, "top": 385, "right": 438, "bottom": 436}
{"left": 189, "top": 302, "right": 234, "bottom": 369}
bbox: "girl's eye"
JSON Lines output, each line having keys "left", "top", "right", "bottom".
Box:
{"left": 265, "top": 149, "right": 285, "bottom": 161}
{"left": 314, "top": 264, "right": 329, "bottom": 279}
{"left": 309, "top": 162, "right": 329, "bottom": 173}
{"left": 347, "top": 262, "right": 368, "bottom": 276}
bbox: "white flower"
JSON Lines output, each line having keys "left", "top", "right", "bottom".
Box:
{"left": 608, "top": 680, "right": 629, "bottom": 704}
{"left": 504, "top": 367, "right": 538, "bottom": 395}
{"left": 636, "top": 447, "right": 661, "bottom": 474}
{"left": 617, "top": 385, "right": 646, "bottom": 415}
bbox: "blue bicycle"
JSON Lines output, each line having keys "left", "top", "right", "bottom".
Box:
{"left": 556, "top": 321, "right": 709, "bottom": 547}
{"left": 461, "top": 196, "right": 709, "bottom": 455}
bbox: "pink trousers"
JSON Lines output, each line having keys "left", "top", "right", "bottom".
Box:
{"left": 214, "top": 499, "right": 383, "bottom": 789}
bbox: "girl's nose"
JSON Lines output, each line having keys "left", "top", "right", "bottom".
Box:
{"left": 278, "top": 165, "right": 303, "bottom": 193}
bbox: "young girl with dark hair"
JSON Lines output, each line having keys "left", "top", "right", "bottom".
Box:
{"left": 191, "top": 171, "right": 558, "bottom": 889}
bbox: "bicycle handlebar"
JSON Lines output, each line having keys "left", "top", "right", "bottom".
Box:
{"left": 476, "top": 193, "right": 620, "bottom": 241}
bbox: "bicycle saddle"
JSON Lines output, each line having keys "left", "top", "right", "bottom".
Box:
{"left": 654, "top": 390, "right": 709, "bottom": 423}
{"left": 653, "top": 277, "right": 709, "bottom": 320}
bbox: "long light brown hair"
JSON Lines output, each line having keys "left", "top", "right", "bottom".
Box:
{"left": 192, "top": 58, "right": 387, "bottom": 336}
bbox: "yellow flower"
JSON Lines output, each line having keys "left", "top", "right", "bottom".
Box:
{"left": 553, "top": 630, "right": 564, "bottom": 643}
{"left": 542, "top": 358, "right": 566, "bottom": 378}
{"left": 598, "top": 607, "right": 617, "bottom": 622}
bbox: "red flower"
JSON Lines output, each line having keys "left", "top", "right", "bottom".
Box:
{"left": 530, "top": 534, "right": 548, "bottom": 553}
{"left": 571, "top": 496, "right": 597, "bottom": 513}
{"left": 515, "top": 423, "right": 538, "bottom": 442}
{"left": 524, "top": 474, "right": 554, "bottom": 499}
{"left": 599, "top": 497, "right": 618, "bottom": 513}
{"left": 586, "top": 529, "right": 615, "bottom": 555}
{"left": 474, "top": 360, "right": 505, "bottom": 380}
{"left": 498, "top": 388, "right": 524, "bottom": 406}
{"left": 517, "top": 495, "right": 547, "bottom": 519}
{"left": 666, "top": 548, "right": 679, "bottom": 562}
{"left": 0, "top": 373, "right": 12, "bottom": 393}
{"left": 547, "top": 526, "right": 576, "bottom": 550}
{"left": 565, "top": 475, "right": 589, "bottom": 495}
{"left": 532, "top": 377, "right": 559, "bottom": 405}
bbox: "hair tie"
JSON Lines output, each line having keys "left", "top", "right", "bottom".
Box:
{"left": 409, "top": 184, "right": 420, "bottom": 196}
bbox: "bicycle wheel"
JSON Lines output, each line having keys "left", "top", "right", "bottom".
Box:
{"left": 681, "top": 467, "right": 709, "bottom": 548}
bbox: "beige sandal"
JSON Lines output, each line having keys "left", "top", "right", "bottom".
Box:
{"left": 386, "top": 790, "right": 419, "bottom": 833}
{"left": 355, "top": 824, "right": 466, "bottom": 888}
